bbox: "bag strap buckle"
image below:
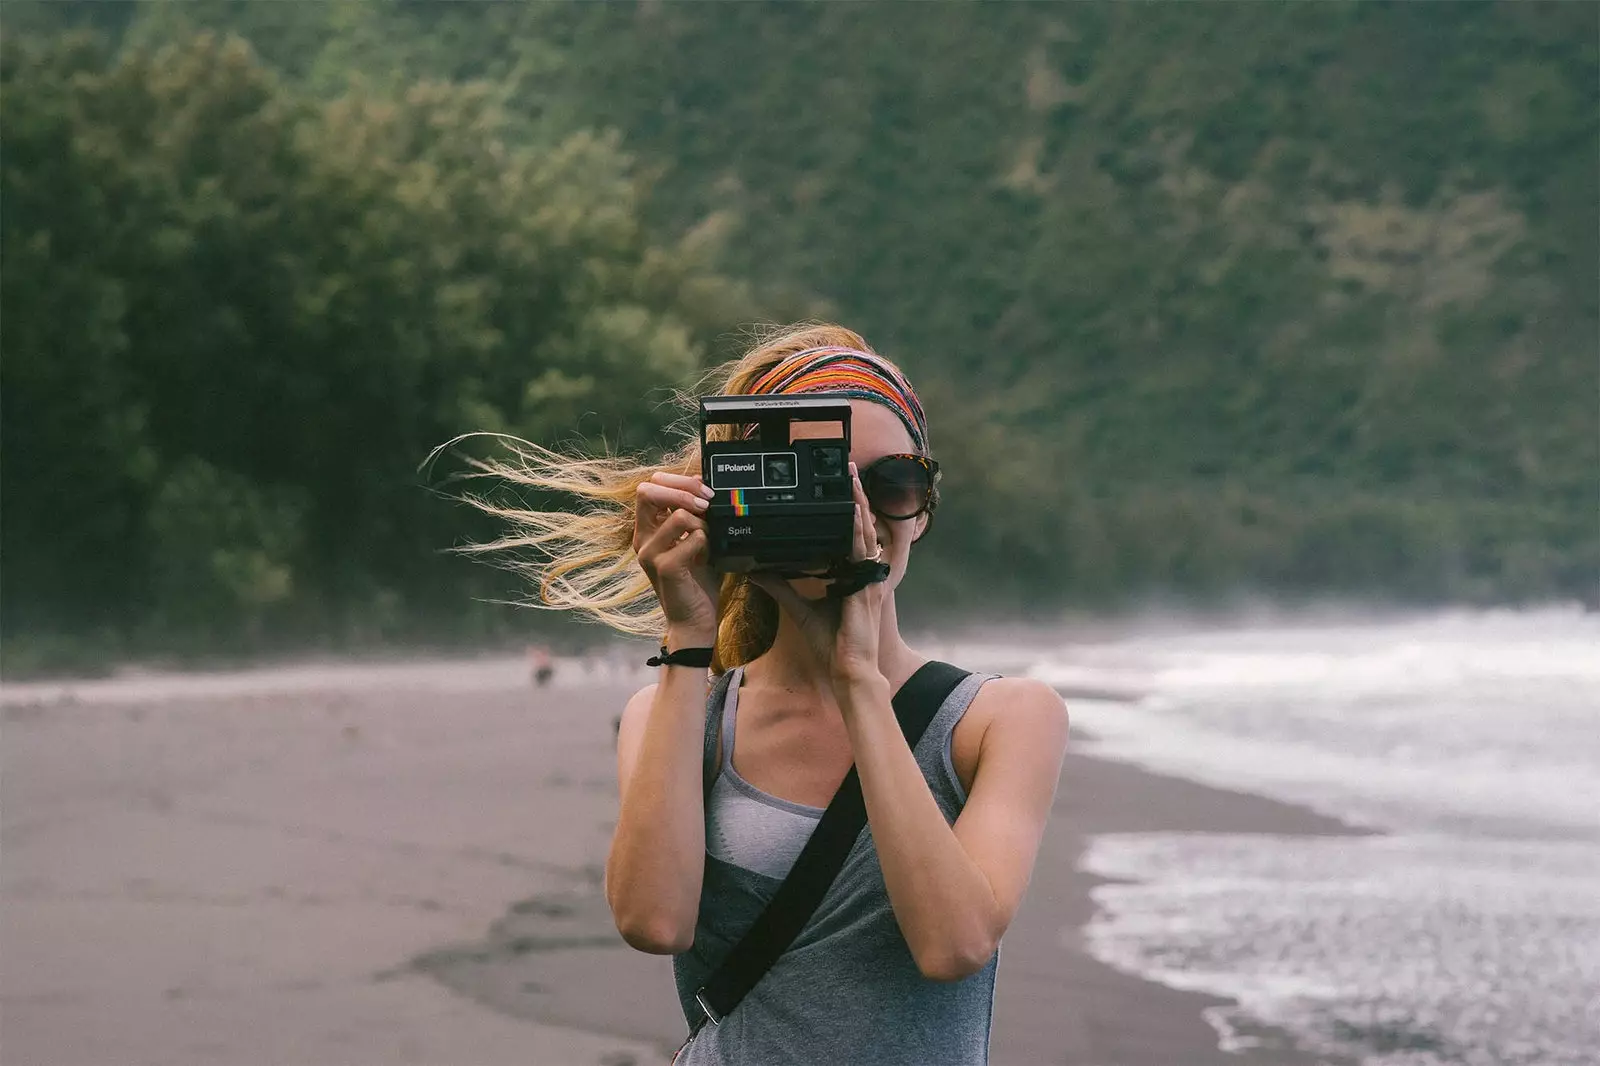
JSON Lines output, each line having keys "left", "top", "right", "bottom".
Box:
{"left": 693, "top": 987, "right": 722, "bottom": 1027}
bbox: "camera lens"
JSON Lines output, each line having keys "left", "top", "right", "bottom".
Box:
{"left": 811, "top": 446, "right": 843, "bottom": 478}
{"left": 763, "top": 453, "right": 796, "bottom": 487}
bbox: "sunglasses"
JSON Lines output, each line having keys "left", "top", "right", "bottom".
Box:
{"left": 858, "top": 453, "right": 940, "bottom": 520}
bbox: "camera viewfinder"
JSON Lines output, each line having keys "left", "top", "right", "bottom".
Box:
{"left": 763, "top": 454, "right": 797, "bottom": 487}
{"left": 811, "top": 446, "right": 844, "bottom": 478}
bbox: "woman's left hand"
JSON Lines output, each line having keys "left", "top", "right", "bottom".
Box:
{"left": 750, "top": 462, "right": 886, "bottom": 689}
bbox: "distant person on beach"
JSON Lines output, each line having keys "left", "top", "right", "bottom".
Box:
{"left": 527, "top": 644, "right": 554, "bottom": 688}
{"left": 458, "top": 324, "right": 1069, "bottom": 1064}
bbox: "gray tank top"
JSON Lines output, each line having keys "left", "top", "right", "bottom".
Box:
{"left": 672, "top": 665, "right": 1001, "bottom": 1066}
{"left": 704, "top": 667, "right": 824, "bottom": 879}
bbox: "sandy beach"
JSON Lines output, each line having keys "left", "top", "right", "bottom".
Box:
{"left": 2, "top": 654, "right": 1356, "bottom": 1065}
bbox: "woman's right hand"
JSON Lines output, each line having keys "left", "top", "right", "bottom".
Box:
{"left": 633, "top": 472, "right": 719, "bottom": 641}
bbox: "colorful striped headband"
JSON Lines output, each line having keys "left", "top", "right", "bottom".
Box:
{"left": 747, "top": 346, "right": 929, "bottom": 453}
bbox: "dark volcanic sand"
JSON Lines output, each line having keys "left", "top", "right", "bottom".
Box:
{"left": 3, "top": 658, "right": 1360, "bottom": 1065}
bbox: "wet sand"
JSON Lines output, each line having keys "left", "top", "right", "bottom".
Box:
{"left": 2, "top": 655, "right": 1355, "bottom": 1064}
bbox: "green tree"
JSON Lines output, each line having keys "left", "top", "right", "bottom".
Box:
{"left": 1, "top": 28, "right": 754, "bottom": 666}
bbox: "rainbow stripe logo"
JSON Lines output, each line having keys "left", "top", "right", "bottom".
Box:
{"left": 730, "top": 490, "right": 749, "bottom": 517}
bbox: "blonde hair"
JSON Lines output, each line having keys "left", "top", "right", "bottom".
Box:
{"left": 440, "top": 322, "right": 899, "bottom": 674}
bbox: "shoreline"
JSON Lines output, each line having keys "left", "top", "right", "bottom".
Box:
{"left": 8, "top": 597, "right": 1551, "bottom": 685}
{"left": 1011, "top": 739, "right": 1367, "bottom": 1066}
{"left": 4, "top": 658, "right": 1361, "bottom": 1064}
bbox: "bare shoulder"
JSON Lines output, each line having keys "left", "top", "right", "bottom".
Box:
{"left": 615, "top": 682, "right": 659, "bottom": 755}
{"left": 622, "top": 682, "right": 659, "bottom": 721}
{"left": 968, "top": 675, "right": 1068, "bottom": 728}
{"left": 968, "top": 676, "right": 1070, "bottom": 752}
{"left": 950, "top": 675, "right": 1069, "bottom": 792}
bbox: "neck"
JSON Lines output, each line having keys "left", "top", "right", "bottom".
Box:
{"left": 745, "top": 589, "right": 919, "bottom": 706}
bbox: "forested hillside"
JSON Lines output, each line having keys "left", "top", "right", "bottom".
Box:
{"left": 3, "top": 1, "right": 1594, "bottom": 672}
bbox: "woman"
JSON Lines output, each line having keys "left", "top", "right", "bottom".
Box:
{"left": 474, "top": 323, "right": 1068, "bottom": 1064}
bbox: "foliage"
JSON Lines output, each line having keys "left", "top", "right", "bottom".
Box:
{"left": 507, "top": 2, "right": 1596, "bottom": 610}
{"left": 1, "top": 3, "right": 1594, "bottom": 672}
{"left": 1, "top": 26, "right": 752, "bottom": 667}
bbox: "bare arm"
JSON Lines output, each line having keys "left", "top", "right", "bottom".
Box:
{"left": 605, "top": 659, "right": 712, "bottom": 954}
{"left": 840, "top": 674, "right": 1069, "bottom": 980}
{"left": 605, "top": 469, "right": 720, "bottom": 954}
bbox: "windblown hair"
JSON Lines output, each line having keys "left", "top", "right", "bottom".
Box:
{"left": 440, "top": 323, "right": 915, "bottom": 674}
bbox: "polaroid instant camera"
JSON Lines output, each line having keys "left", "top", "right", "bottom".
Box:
{"left": 699, "top": 393, "right": 857, "bottom": 574}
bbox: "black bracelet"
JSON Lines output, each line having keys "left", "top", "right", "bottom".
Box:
{"left": 646, "top": 645, "right": 714, "bottom": 668}
{"left": 825, "top": 558, "right": 892, "bottom": 599}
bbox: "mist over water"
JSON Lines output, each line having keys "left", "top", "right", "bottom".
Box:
{"left": 1011, "top": 607, "right": 1600, "bottom": 1066}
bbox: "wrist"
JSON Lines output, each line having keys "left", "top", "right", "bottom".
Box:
{"left": 664, "top": 624, "right": 716, "bottom": 652}
{"left": 832, "top": 667, "right": 890, "bottom": 706}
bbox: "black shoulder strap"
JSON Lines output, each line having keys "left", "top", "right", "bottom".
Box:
{"left": 691, "top": 660, "right": 970, "bottom": 1031}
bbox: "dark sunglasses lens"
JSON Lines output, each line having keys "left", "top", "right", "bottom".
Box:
{"left": 863, "top": 457, "right": 931, "bottom": 518}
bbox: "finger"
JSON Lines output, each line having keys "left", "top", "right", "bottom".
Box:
{"left": 634, "top": 483, "right": 708, "bottom": 544}
{"left": 653, "top": 524, "right": 709, "bottom": 574}
{"left": 848, "top": 462, "right": 872, "bottom": 561}
{"left": 854, "top": 467, "right": 886, "bottom": 562}
{"left": 637, "top": 481, "right": 711, "bottom": 515}
{"left": 632, "top": 484, "right": 668, "bottom": 542}
{"left": 638, "top": 508, "right": 708, "bottom": 567}
{"left": 644, "top": 507, "right": 707, "bottom": 551}
{"left": 650, "top": 471, "right": 715, "bottom": 499}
